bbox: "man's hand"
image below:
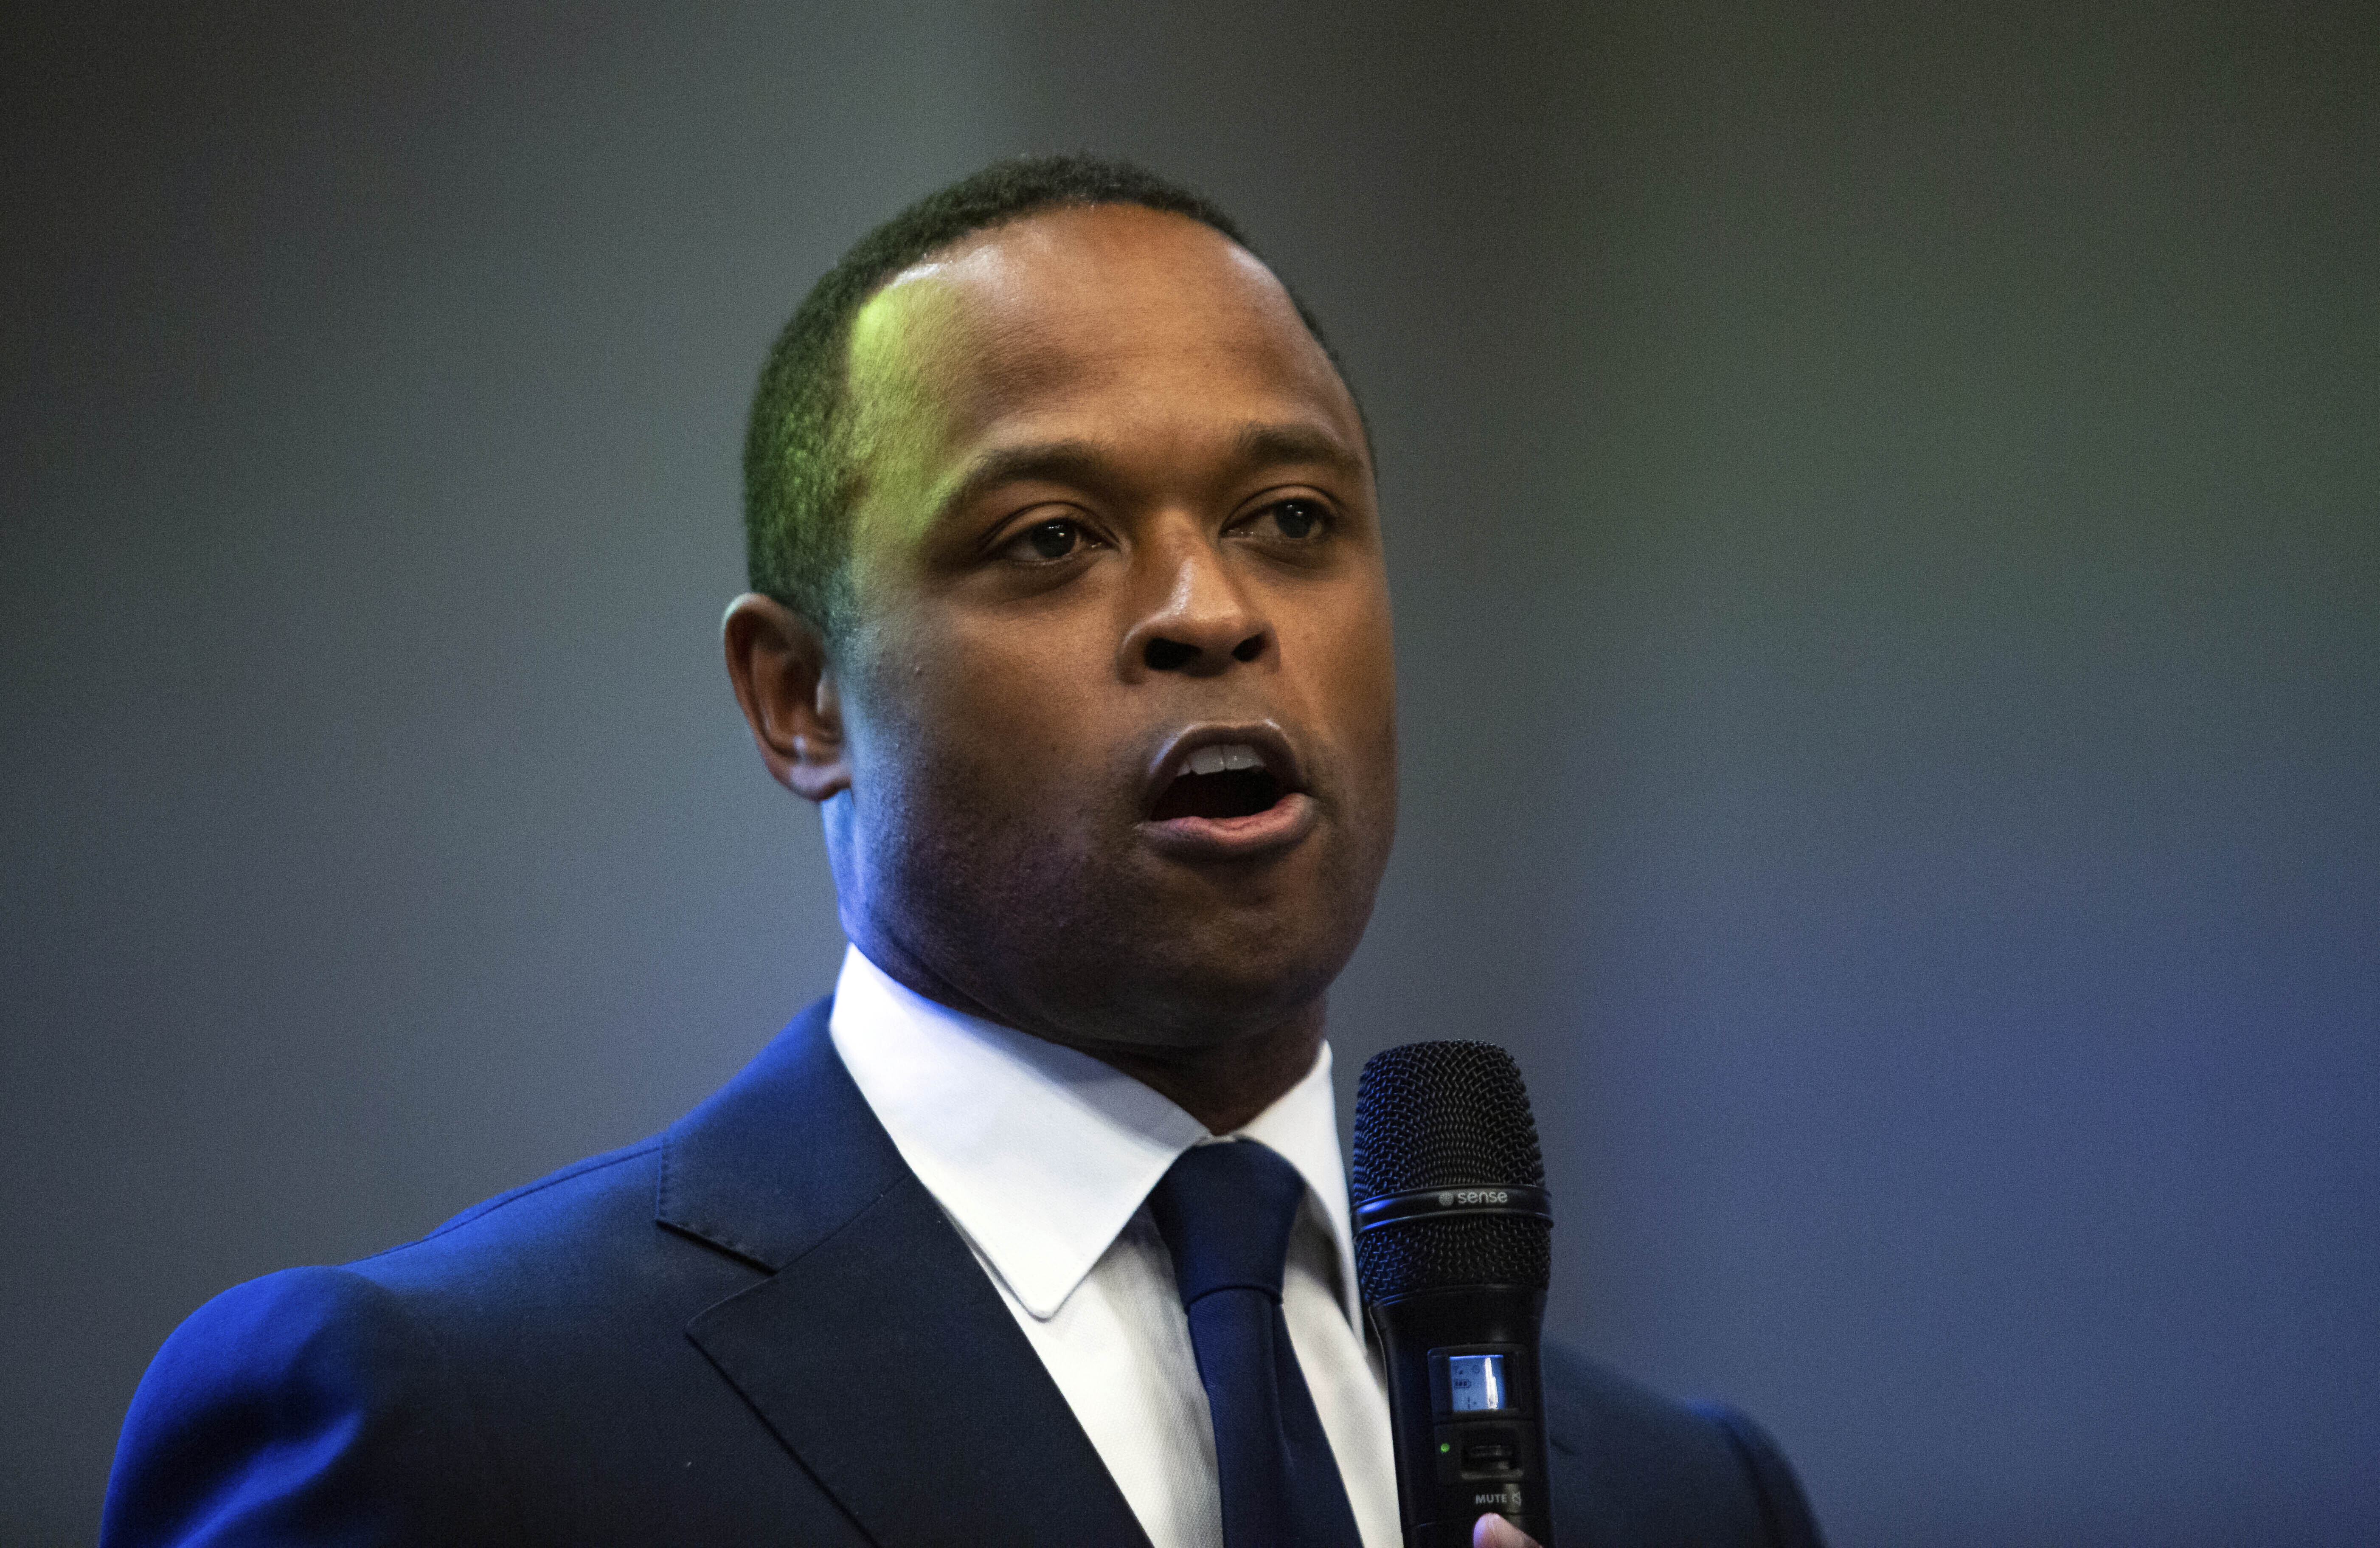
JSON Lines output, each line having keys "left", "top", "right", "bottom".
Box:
{"left": 1472, "top": 1512, "right": 1544, "bottom": 1548}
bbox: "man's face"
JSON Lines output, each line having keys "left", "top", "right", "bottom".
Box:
{"left": 824, "top": 204, "right": 1396, "bottom": 1052}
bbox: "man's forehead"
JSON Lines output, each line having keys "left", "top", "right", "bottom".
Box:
{"left": 877, "top": 203, "right": 1278, "bottom": 317}
{"left": 843, "top": 205, "right": 1323, "bottom": 415}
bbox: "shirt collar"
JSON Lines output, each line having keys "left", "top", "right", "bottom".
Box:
{"left": 827, "top": 943, "right": 1363, "bottom": 1327}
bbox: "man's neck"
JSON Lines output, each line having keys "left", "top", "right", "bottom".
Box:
{"left": 1068, "top": 1014, "right": 1327, "bottom": 1135}
{"left": 850, "top": 931, "right": 1328, "bottom": 1134}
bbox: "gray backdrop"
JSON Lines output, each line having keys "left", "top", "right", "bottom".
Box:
{"left": 6, "top": 3, "right": 2374, "bottom": 1544}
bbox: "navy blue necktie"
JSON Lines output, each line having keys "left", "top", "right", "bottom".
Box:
{"left": 1147, "top": 1140, "right": 1365, "bottom": 1548}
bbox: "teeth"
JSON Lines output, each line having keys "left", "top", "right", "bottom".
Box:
{"left": 1185, "top": 743, "right": 1264, "bottom": 777}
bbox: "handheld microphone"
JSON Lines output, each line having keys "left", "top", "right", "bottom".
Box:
{"left": 1352, "top": 1041, "right": 1556, "bottom": 1548}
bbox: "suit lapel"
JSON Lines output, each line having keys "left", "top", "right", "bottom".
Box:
{"left": 660, "top": 999, "right": 1151, "bottom": 1548}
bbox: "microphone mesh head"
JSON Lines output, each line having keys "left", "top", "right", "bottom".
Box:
{"left": 1351, "top": 1040, "right": 1551, "bottom": 1299}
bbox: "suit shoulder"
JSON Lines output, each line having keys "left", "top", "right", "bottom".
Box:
{"left": 329, "top": 1135, "right": 766, "bottom": 1366}
{"left": 412, "top": 1136, "right": 661, "bottom": 1247}
{"left": 103, "top": 1266, "right": 508, "bottom": 1546}
{"left": 1684, "top": 1400, "right": 1826, "bottom": 1548}
{"left": 343, "top": 1137, "right": 664, "bottom": 1287}
{"left": 105, "top": 1137, "right": 775, "bottom": 1546}
{"left": 1541, "top": 1341, "right": 1826, "bottom": 1548}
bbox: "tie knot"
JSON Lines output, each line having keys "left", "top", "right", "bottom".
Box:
{"left": 1146, "top": 1140, "right": 1309, "bottom": 1307}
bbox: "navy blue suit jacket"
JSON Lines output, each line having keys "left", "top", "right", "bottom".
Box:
{"left": 104, "top": 999, "right": 1824, "bottom": 1546}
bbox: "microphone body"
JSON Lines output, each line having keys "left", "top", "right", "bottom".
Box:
{"left": 1352, "top": 1043, "right": 1557, "bottom": 1548}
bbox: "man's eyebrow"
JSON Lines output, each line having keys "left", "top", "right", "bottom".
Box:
{"left": 932, "top": 421, "right": 1368, "bottom": 526}
{"left": 933, "top": 440, "right": 1114, "bottom": 524}
{"left": 1232, "top": 421, "right": 1367, "bottom": 479}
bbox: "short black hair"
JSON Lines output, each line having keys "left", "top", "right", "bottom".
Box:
{"left": 742, "top": 153, "right": 1351, "bottom": 637}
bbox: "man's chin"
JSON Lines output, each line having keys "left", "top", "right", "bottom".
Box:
{"left": 1048, "top": 934, "right": 1356, "bottom": 1050}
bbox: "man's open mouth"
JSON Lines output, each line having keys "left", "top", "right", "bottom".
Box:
{"left": 1149, "top": 742, "right": 1288, "bottom": 822}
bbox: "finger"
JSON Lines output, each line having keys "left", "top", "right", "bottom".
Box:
{"left": 1472, "top": 1512, "right": 1542, "bottom": 1548}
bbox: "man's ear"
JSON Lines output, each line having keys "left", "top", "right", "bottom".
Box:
{"left": 722, "top": 593, "right": 851, "bottom": 803}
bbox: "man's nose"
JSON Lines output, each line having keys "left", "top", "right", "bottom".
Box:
{"left": 1119, "top": 529, "right": 1273, "bottom": 678}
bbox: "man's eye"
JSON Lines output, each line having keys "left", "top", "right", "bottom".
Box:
{"left": 1004, "top": 518, "right": 1090, "bottom": 563}
{"left": 1245, "top": 498, "right": 1327, "bottom": 540}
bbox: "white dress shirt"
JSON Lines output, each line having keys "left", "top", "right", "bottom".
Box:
{"left": 827, "top": 944, "right": 1401, "bottom": 1548}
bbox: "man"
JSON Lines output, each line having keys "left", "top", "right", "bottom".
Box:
{"left": 104, "top": 156, "right": 1824, "bottom": 1548}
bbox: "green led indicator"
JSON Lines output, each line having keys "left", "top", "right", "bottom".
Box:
{"left": 1439, "top": 1442, "right": 1451, "bottom": 1453}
